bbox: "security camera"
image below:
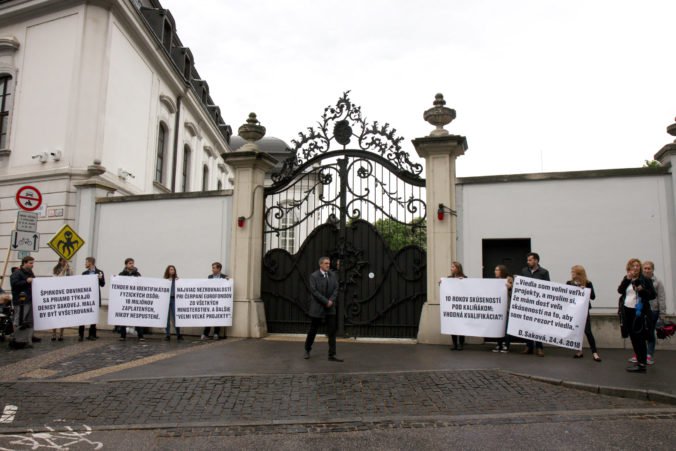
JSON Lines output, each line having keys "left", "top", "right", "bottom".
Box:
{"left": 32, "top": 152, "right": 48, "bottom": 163}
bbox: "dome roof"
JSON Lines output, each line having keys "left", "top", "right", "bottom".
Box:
{"left": 229, "top": 136, "right": 293, "bottom": 162}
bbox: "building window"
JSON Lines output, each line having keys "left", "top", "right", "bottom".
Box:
{"left": 155, "top": 124, "right": 167, "bottom": 184}
{"left": 202, "top": 164, "right": 209, "bottom": 191}
{"left": 279, "top": 210, "right": 296, "bottom": 253}
{"left": 0, "top": 75, "right": 12, "bottom": 149}
{"left": 182, "top": 145, "right": 191, "bottom": 192}
{"left": 162, "top": 20, "right": 172, "bottom": 51}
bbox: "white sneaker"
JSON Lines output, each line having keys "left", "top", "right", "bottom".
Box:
{"left": 500, "top": 345, "right": 509, "bottom": 353}
{"left": 492, "top": 345, "right": 501, "bottom": 353}
{"left": 213, "top": 334, "right": 219, "bottom": 340}
{"left": 628, "top": 355, "right": 637, "bottom": 363}
{"left": 200, "top": 334, "right": 208, "bottom": 340}
{"left": 647, "top": 355, "right": 655, "bottom": 365}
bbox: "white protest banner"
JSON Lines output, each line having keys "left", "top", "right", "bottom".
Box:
{"left": 32, "top": 275, "right": 99, "bottom": 330}
{"left": 440, "top": 278, "right": 508, "bottom": 337}
{"left": 507, "top": 276, "right": 590, "bottom": 350}
{"left": 175, "top": 278, "right": 233, "bottom": 327}
{"left": 108, "top": 276, "right": 170, "bottom": 327}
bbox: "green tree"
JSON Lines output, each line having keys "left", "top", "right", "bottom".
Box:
{"left": 373, "top": 217, "right": 426, "bottom": 251}
{"left": 643, "top": 159, "right": 661, "bottom": 168}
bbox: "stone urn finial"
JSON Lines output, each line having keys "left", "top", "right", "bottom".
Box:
{"left": 423, "top": 93, "right": 456, "bottom": 137}
{"left": 238, "top": 112, "right": 266, "bottom": 143}
{"left": 668, "top": 116, "right": 676, "bottom": 143}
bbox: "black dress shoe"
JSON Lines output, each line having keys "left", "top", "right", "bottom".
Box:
{"left": 78, "top": 336, "right": 84, "bottom": 342}
{"left": 626, "top": 364, "right": 646, "bottom": 373}
{"left": 304, "top": 351, "right": 310, "bottom": 359}
{"left": 328, "top": 356, "right": 344, "bottom": 362}
{"left": 32, "top": 336, "right": 42, "bottom": 343}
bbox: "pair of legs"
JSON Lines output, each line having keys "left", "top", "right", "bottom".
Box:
{"left": 646, "top": 310, "right": 659, "bottom": 358}
{"left": 202, "top": 327, "right": 223, "bottom": 339}
{"left": 574, "top": 314, "right": 600, "bottom": 360}
{"left": 496, "top": 335, "right": 511, "bottom": 350}
{"left": 451, "top": 335, "right": 465, "bottom": 350}
{"left": 12, "top": 303, "right": 33, "bottom": 348}
{"left": 165, "top": 297, "right": 181, "bottom": 338}
{"left": 623, "top": 306, "right": 647, "bottom": 370}
{"left": 120, "top": 326, "right": 144, "bottom": 340}
{"left": 304, "top": 315, "right": 337, "bottom": 357}
{"left": 524, "top": 340, "right": 544, "bottom": 356}
{"left": 78, "top": 324, "right": 97, "bottom": 340}
{"left": 51, "top": 328, "right": 64, "bottom": 341}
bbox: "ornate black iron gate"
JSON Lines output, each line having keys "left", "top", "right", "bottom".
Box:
{"left": 261, "top": 93, "right": 427, "bottom": 338}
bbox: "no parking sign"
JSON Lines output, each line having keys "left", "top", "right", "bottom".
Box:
{"left": 15, "top": 186, "right": 43, "bottom": 212}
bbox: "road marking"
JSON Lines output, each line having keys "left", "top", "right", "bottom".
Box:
{"left": 0, "top": 404, "right": 17, "bottom": 423}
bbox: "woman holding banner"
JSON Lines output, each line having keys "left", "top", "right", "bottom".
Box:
{"left": 51, "top": 258, "right": 73, "bottom": 341}
{"left": 449, "top": 262, "right": 467, "bottom": 351}
{"left": 568, "top": 265, "right": 601, "bottom": 362}
{"left": 493, "top": 265, "right": 513, "bottom": 353}
{"left": 618, "top": 258, "right": 656, "bottom": 373}
{"left": 164, "top": 265, "right": 182, "bottom": 341}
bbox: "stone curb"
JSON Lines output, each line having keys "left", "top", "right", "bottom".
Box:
{"left": 505, "top": 370, "right": 676, "bottom": 405}
{"left": 1, "top": 407, "right": 675, "bottom": 435}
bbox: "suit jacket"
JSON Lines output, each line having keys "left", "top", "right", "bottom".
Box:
{"left": 308, "top": 269, "right": 338, "bottom": 318}
{"left": 520, "top": 265, "right": 550, "bottom": 281}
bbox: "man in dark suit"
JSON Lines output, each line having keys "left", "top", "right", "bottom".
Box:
{"left": 519, "top": 252, "right": 551, "bottom": 357}
{"left": 304, "top": 256, "right": 342, "bottom": 362}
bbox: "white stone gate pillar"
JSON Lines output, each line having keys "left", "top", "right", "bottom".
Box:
{"left": 222, "top": 114, "right": 277, "bottom": 338}
{"left": 412, "top": 94, "right": 467, "bottom": 344}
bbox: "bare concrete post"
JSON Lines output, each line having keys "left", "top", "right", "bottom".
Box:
{"left": 412, "top": 94, "right": 467, "bottom": 344}
{"left": 221, "top": 113, "right": 277, "bottom": 338}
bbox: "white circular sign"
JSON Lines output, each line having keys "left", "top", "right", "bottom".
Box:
{"left": 369, "top": 272, "right": 375, "bottom": 279}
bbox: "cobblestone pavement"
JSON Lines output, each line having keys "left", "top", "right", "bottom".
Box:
{"left": 0, "top": 331, "right": 218, "bottom": 382}
{"left": 0, "top": 369, "right": 672, "bottom": 432}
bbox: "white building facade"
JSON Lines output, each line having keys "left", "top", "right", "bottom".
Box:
{"left": 0, "top": 0, "right": 233, "bottom": 280}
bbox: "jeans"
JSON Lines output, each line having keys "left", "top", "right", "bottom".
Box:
{"left": 647, "top": 310, "right": 659, "bottom": 356}
{"left": 304, "top": 315, "right": 337, "bottom": 356}
{"left": 165, "top": 296, "right": 180, "bottom": 337}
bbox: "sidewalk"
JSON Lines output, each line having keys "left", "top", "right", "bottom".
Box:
{"left": 92, "top": 336, "right": 676, "bottom": 399}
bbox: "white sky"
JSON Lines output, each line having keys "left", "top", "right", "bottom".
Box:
{"left": 160, "top": 0, "right": 676, "bottom": 177}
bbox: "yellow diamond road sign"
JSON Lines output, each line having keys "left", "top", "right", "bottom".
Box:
{"left": 48, "top": 224, "right": 85, "bottom": 260}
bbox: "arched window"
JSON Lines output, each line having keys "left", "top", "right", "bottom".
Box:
{"left": 0, "top": 75, "right": 12, "bottom": 149}
{"left": 182, "top": 145, "right": 191, "bottom": 192}
{"left": 155, "top": 124, "right": 167, "bottom": 183}
{"left": 202, "top": 164, "right": 209, "bottom": 191}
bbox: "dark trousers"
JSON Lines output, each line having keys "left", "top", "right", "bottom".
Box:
{"left": 451, "top": 335, "right": 465, "bottom": 347}
{"left": 78, "top": 324, "right": 96, "bottom": 338}
{"left": 583, "top": 313, "right": 597, "bottom": 353}
{"left": 304, "top": 315, "right": 337, "bottom": 356}
{"left": 623, "top": 306, "right": 647, "bottom": 365}
{"left": 526, "top": 340, "right": 544, "bottom": 350}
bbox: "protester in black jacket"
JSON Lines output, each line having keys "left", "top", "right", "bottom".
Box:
{"left": 520, "top": 252, "right": 550, "bottom": 356}
{"left": 118, "top": 258, "right": 144, "bottom": 341}
{"left": 9, "top": 256, "right": 35, "bottom": 349}
{"left": 79, "top": 256, "right": 105, "bottom": 341}
{"left": 618, "top": 258, "right": 656, "bottom": 373}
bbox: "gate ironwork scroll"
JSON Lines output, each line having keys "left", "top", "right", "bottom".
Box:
{"left": 262, "top": 92, "right": 427, "bottom": 338}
